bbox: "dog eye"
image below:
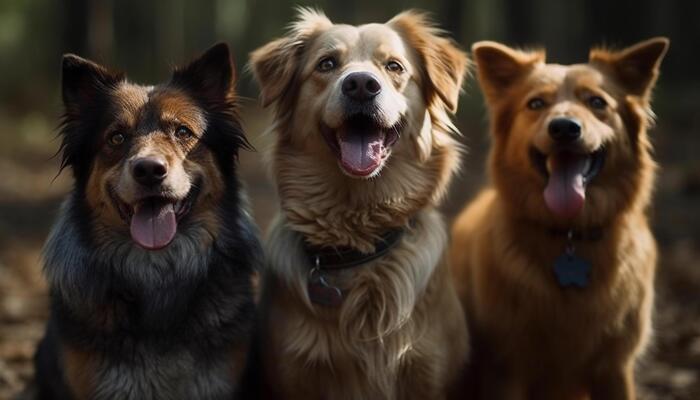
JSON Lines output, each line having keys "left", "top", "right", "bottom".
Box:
{"left": 527, "top": 98, "right": 546, "bottom": 110}
{"left": 175, "top": 125, "right": 194, "bottom": 139}
{"left": 317, "top": 57, "right": 337, "bottom": 72}
{"left": 108, "top": 132, "right": 126, "bottom": 146}
{"left": 386, "top": 60, "right": 404, "bottom": 73}
{"left": 588, "top": 96, "right": 607, "bottom": 110}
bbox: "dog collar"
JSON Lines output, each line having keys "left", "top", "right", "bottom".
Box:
{"left": 548, "top": 226, "right": 604, "bottom": 241}
{"left": 304, "top": 227, "right": 405, "bottom": 270}
{"left": 304, "top": 226, "right": 406, "bottom": 307}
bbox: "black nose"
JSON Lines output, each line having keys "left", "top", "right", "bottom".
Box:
{"left": 342, "top": 72, "right": 382, "bottom": 101}
{"left": 131, "top": 157, "right": 168, "bottom": 187}
{"left": 548, "top": 117, "right": 582, "bottom": 143}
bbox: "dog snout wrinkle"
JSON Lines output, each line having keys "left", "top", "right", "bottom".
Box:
{"left": 342, "top": 72, "right": 382, "bottom": 101}
{"left": 548, "top": 117, "right": 582, "bottom": 143}
{"left": 132, "top": 157, "right": 168, "bottom": 187}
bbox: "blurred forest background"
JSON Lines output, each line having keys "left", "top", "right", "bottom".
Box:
{"left": 0, "top": 0, "right": 698, "bottom": 399}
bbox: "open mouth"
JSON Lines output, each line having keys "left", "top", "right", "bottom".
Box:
{"left": 321, "top": 114, "right": 403, "bottom": 178}
{"left": 108, "top": 181, "right": 201, "bottom": 250}
{"left": 530, "top": 147, "right": 606, "bottom": 219}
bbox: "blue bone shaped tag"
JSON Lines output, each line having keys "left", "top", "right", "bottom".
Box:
{"left": 308, "top": 272, "right": 343, "bottom": 307}
{"left": 554, "top": 253, "right": 591, "bottom": 288}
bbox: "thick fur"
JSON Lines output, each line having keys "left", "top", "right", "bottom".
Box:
{"left": 450, "top": 38, "right": 669, "bottom": 399}
{"left": 34, "top": 43, "right": 261, "bottom": 400}
{"left": 250, "top": 9, "right": 469, "bottom": 399}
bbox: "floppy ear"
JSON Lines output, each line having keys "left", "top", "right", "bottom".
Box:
{"left": 250, "top": 8, "right": 332, "bottom": 107}
{"left": 171, "top": 42, "right": 236, "bottom": 103}
{"left": 61, "top": 54, "right": 123, "bottom": 113}
{"left": 589, "top": 37, "right": 669, "bottom": 99}
{"left": 389, "top": 11, "right": 469, "bottom": 113}
{"left": 249, "top": 38, "right": 298, "bottom": 108}
{"left": 472, "top": 41, "right": 544, "bottom": 103}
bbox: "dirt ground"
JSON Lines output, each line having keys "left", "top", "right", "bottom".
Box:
{"left": 0, "top": 104, "right": 698, "bottom": 399}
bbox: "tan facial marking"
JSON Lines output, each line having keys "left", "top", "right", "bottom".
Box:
{"left": 84, "top": 83, "right": 221, "bottom": 232}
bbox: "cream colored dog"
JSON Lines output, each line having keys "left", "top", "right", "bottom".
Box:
{"left": 250, "top": 8, "right": 469, "bottom": 400}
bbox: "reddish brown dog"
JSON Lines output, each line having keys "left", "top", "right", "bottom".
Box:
{"left": 451, "top": 38, "right": 668, "bottom": 399}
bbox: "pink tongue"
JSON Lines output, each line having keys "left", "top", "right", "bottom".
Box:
{"left": 338, "top": 127, "right": 384, "bottom": 176}
{"left": 543, "top": 153, "right": 588, "bottom": 218}
{"left": 130, "top": 200, "right": 177, "bottom": 250}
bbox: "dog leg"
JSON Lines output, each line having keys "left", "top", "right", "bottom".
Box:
{"left": 396, "top": 359, "right": 445, "bottom": 400}
{"left": 478, "top": 368, "right": 527, "bottom": 400}
{"left": 589, "top": 362, "right": 635, "bottom": 400}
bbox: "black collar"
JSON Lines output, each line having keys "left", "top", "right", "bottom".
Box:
{"left": 548, "top": 226, "right": 604, "bottom": 241}
{"left": 303, "top": 227, "right": 406, "bottom": 270}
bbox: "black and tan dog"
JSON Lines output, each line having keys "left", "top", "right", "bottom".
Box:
{"left": 33, "top": 43, "right": 260, "bottom": 399}
{"left": 250, "top": 9, "right": 469, "bottom": 400}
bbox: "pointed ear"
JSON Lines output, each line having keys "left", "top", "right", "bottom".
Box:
{"left": 590, "top": 37, "right": 669, "bottom": 99}
{"left": 472, "top": 41, "right": 544, "bottom": 103}
{"left": 250, "top": 8, "right": 332, "bottom": 107}
{"left": 61, "top": 54, "right": 123, "bottom": 112}
{"left": 389, "top": 11, "right": 469, "bottom": 113}
{"left": 171, "top": 42, "right": 236, "bottom": 103}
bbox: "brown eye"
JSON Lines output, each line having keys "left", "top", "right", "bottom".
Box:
{"left": 527, "top": 98, "right": 546, "bottom": 110}
{"left": 386, "top": 60, "right": 404, "bottom": 73}
{"left": 317, "top": 57, "right": 337, "bottom": 72}
{"left": 108, "top": 132, "right": 125, "bottom": 146}
{"left": 175, "top": 125, "right": 193, "bottom": 139}
{"left": 588, "top": 96, "right": 607, "bottom": 110}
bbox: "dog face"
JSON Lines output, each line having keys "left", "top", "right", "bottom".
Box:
{"left": 251, "top": 9, "right": 468, "bottom": 180}
{"left": 474, "top": 38, "right": 668, "bottom": 225}
{"left": 60, "top": 44, "right": 246, "bottom": 250}
{"left": 307, "top": 23, "right": 415, "bottom": 178}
